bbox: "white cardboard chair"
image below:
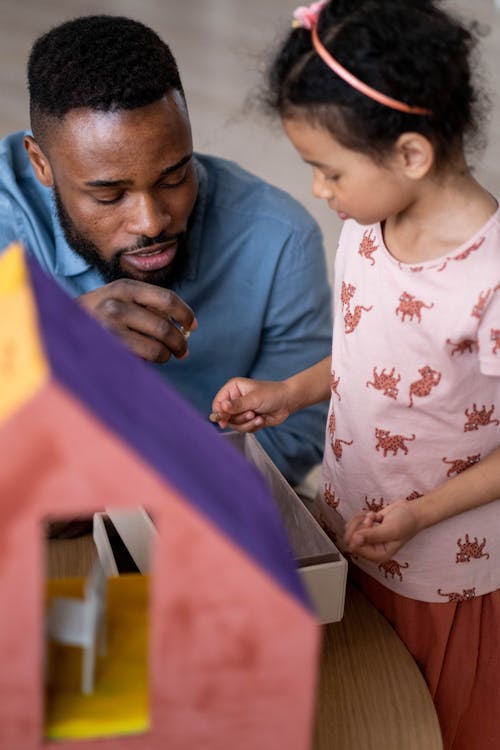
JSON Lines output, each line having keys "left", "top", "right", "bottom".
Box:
{"left": 46, "top": 560, "right": 107, "bottom": 694}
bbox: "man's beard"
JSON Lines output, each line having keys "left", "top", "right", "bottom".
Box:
{"left": 53, "top": 186, "right": 190, "bottom": 288}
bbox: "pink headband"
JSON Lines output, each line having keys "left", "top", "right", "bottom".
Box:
{"left": 292, "top": 2, "right": 432, "bottom": 116}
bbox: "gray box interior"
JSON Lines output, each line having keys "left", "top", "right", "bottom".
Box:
{"left": 223, "top": 432, "right": 340, "bottom": 567}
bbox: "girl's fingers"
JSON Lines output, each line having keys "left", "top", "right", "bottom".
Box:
{"left": 208, "top": 410, "right": 263, "bottom": 431}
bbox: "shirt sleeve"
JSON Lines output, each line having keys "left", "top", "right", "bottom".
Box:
{"left": 0, "top": 192, "right": 28, "bottom": 253}
{"left": 478, "top": 285, "right": 500, "bottom": 376}
{"left": 249, "top": 222, "right": 333, "bottom": 484}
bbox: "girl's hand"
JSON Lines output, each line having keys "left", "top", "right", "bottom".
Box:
{"left": 344, "top": 445, "right": 500, "bottom": 564}
{"left": 344, "top": 500, "right": 420, "bottom": 563}
{"left": 210, "top": 377, "right": 292, "bottom": 432}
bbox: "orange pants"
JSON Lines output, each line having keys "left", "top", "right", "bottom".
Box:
{"left": 351, "top": 567, "right": 500, "bottom": 750}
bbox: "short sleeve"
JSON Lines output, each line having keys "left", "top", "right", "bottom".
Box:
{"left": 478, "top": 285, "right": 500, "bottom": 376}
{"left": 0, "top": 192, "right": 26, "bottom": 253}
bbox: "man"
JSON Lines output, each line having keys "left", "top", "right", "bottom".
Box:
{"left": 0, "top": 15, "right": 331, "bottom": 484}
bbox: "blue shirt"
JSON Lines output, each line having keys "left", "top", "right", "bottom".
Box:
{"left": 0, "top": 131, "right": 332, "bottom": 482}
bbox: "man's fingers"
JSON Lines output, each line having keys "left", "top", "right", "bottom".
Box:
{"left": 104, "top": 279, "right": 197, "bottom": 331}
{"left": 79, "top": 280, "right": 197, "bottom": 361}
{"left": 117, "top": 329, "right": 173, "bottom": 363}
{"left": 116, "top": 279, "right": 197, "bottom": 333}
{"left": 100, "top": 300, "right": 191, "bottom": 360}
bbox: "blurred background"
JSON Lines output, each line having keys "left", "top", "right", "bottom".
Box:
{"left": 1, "top": 0, "right": 499, "bottom": 285}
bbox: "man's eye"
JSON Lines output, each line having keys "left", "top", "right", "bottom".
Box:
{"left": 160, "top": 172, "right": 188, "bottom": 189}
{"left": 94, "top": 195, "right": 123, "bottom": 205}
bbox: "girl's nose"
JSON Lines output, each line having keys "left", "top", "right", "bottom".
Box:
{"left": 312, "top": 171, "right": 334, "bottom": 201}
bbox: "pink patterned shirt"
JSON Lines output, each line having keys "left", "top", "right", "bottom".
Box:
{"left": 318, "top": 209, "right": 500, "bottom": 602}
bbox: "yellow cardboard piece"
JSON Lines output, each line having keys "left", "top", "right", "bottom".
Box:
{"left": 45, "top": 574, "right": 149, "bottom": 740}
{"left": 0, "top": 243, "right": 49, "bottom": 423}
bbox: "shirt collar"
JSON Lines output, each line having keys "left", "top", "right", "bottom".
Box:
{"left": 53, "top": 155, "right": 208, "bottom": 281}
{"left": 52, "top": 202, "right": 91, "bottom": 277}
{"left": 182, "top": 156, "right": 208, "bottom": 281}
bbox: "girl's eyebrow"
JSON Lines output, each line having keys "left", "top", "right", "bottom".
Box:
{"left": 84, "top": 154, "right": 193, "bottom": 188}
{"left": 303, "top": 158, "right": 333, "bottom": 170}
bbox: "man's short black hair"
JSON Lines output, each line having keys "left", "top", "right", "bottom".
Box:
{"left": 28, "top": 15, "right": 184, "bottom": 140}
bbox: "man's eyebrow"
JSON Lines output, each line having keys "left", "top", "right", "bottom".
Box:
{"left": 159, "top": 154, "right": 192, "bottom": 176}
{"left": 84, "top": 154, "right": 193, "bottom": 188}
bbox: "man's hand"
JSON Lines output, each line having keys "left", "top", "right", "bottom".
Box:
{"left": 78, "top": 279, "right": 197, "bottom": 363}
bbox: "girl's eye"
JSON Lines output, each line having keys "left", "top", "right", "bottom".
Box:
{"left": 325, "top": 173, "right": 339, "bottom": 182}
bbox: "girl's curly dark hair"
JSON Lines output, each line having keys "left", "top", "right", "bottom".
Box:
{"left": 266, "top": 0, "right": 486, "bottom": 165}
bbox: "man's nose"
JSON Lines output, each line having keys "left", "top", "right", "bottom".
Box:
{"left": 126, "top": 194, "right": 171, "bottom": 237}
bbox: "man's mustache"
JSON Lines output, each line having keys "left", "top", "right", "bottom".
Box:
{"left": 117, "top": 232, "right": 182, "bottom": 256}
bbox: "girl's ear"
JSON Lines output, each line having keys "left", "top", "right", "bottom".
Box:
{"left": 394, "top": 132, "right": 435, "bottom": 180}
{"left": 24, "top": 136, "right": 55, "bottom": 187}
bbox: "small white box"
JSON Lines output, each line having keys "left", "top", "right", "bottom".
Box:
{"left": 223, "top": 433, "right": 347, "bottom": 623}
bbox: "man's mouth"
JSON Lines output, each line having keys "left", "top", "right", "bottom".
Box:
{"left": 121, "top": 241, "right": 178, "bottom": 272}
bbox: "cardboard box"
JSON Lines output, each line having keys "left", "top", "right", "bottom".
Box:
{"left": 224, "top": 433, "right": 346, "bottom": 623}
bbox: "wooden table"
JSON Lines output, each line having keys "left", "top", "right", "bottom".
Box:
{"left": 314, "top": 582, "right": 443, "bottom": 750}
{"left": 48, "top": 536, "right": 443, "bottom": 749}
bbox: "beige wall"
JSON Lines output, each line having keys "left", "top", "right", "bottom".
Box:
{"left": 1, "top": 0, "right": 499, "bottom": 285}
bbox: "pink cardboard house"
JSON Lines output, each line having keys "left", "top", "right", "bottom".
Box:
{"left": 0, "top": 245, "right": 319, "bottom": 750}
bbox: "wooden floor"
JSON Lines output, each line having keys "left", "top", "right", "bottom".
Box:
{"left": 1, "top": 0, "right": 499, "bottom": 287}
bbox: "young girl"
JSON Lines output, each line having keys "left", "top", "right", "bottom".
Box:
{"left": 211, "top": 1, "right": 500, "bottom": 747}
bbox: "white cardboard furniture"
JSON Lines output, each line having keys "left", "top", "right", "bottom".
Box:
{"left": 46, "top": 560, "right": 107, "bottom": 694}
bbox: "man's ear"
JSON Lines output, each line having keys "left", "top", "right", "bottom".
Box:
{"left": 393, "top": 132, "right": 435, "bottom": 180}
{"left": 24, "top": 135, "right": 54, "bottom": 187}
